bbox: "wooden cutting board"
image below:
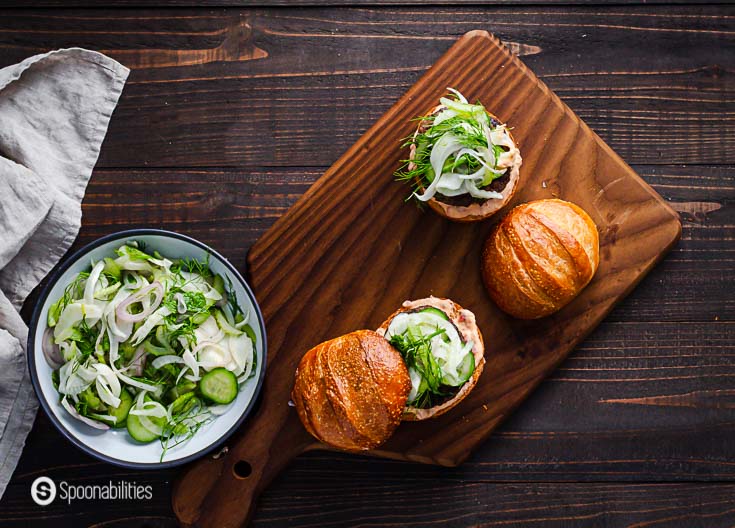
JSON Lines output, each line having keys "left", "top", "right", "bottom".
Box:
{"left": 173, "top": 30, "right": 681, "bottom": 527}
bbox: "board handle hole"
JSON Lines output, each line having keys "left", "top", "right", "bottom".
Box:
{"left": 233, "top": 460, "right": 252, "bottom": 479}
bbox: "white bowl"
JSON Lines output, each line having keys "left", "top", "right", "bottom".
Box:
{"left": 27, "top": 229, "right": 267, "bottom": 469}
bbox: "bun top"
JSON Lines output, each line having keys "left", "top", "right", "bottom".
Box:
{"left": 291, "top": 330, "right": 411, "bottom": 451}
{"left": 481, "top": 199, "right": 600, "bottom": 319}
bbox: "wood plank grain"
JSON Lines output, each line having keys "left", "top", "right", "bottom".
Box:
{"left": 0, "top": 413, "right": 177, "bottom": 526}
{"left": 0, "top": 6, "right": 731, "bottom": 528}
{"left": 6, "top": 470, "right": 735, "bottom": 527}
{"left": 0, "top": 0, "right": 724, "bottom": 7}
{"left": 7, "top": 158, "right": 729, "bottom": 524}
{"left": 0, "top": 7, "right": 731, "bottom": 167}
{"left": 254, "top": 482, "right": 735, "bottom": 527}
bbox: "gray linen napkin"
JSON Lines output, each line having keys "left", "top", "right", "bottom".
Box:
{"left": 0, "top": 48, "right": 129, "bottom": 497}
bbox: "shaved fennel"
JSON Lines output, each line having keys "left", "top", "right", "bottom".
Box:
{"left": 47, "top": 242, "right": 257, "bottom": 461}
{"left": 395, "top": 88, "right": 520, "bottom": 204}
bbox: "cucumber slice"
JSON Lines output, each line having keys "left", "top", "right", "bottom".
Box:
{"left": 155, "top": 326, "right": 175, "bottom": 353}
{"left": 241, "top": 324, "right": 257, "bottom": 344}
{"left": 213, "top": 274, "right": 226, "bottom": 295}
{"left": 119, "top": 341, "right": 137, "bottom": 362}
{"left": 143, "top": 338, "right": 169, "bottom": 357}
{"left": 199, "top": 368, "right": 238, "bottom": 404}
{"left": 47, "top": 296, "right": 64, "bottom": 327}
{"left": 170, "top": 392, "right": 198, "bottom": 416}
{"left": 127, "top": 413, "right": 161, "bottom": 443}
{"left": 457, "top": 351, "right": 476, "bottom": 383}
{"left": 79, "top": 387, "right": 106, "bottom": 413}
{"left": 166, "top": 380, "right": 197, "bottom": 402}
{"left": 103, "top": 257, "right": 122, "bottom": 280}
{"left": 107, "top": 389, "right": 134, "bottom": 428}
{"left": 127, "top": 394, "right": 167, "bottom": 442}
{"left": 419, "top": 307, "right": 449, "bottom": 321}
{"left": 191, "top": 311, "right": 210, "bottom": 325}
{"left": 215, "top": 310, "right": 242, "bottom": 336}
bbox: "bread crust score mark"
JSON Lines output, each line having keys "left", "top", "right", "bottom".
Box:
{"left": 292, "top": 330, "right": 411, "bottom": 451}
{"left": 481, "top": 199, "right": 600, "bottom": 319}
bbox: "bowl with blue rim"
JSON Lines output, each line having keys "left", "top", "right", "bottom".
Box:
{"left": 27, "top": 229, "right": 267, "bottom": 468}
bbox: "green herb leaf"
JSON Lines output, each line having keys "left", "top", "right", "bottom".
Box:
{"left": 171, "top": 254, "right": 212, "bottom": 278}
{"left": 163, "top": 290, "right": 207, "bottom": 315}
{"left": 159, "top": 398, "right": 212, "bottom": 462}
{"left": 388, "top": 326, "right": 448, "bottom": 408}
{"left": 116, "top": 244, "right": 154, "bottom": 261}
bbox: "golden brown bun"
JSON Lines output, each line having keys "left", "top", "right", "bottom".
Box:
{"left": 376, "top": 296, "right": 485, "bottom": 421}
{"left": 481, "top": 199, "right": 600, "bottom": 319}
{"left": 292, "top": 330, "right": 411, "bottom": 451}
{"left": 409, "top": 105, "right": 522, "bottom": 223}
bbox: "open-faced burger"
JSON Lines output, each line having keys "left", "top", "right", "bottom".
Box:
{"left": 292, "top": 298, "right": 485, "bottom": 449}
{"left": 376, "top": 296, "right": 485, "bottom": 421}
{"left": 395, "top": 88, "right": 522, "bottom": 222}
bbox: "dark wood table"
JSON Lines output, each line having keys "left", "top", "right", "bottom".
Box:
{"left": 1, "top": 3, "right": 733, "bottom": 527}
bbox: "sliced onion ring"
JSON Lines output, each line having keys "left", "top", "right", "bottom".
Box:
{"left": 42, "top": 327, "right": 63, "bottom": 369}
{"left": 128, "top": 346, "right": 147, "bottom": 377}
{"left": 139, "top": 415, "right": 164, "bottom": 436}
{"left": 61, "top": 398, "right": 110, "bottom": 430}
{"left": 115, "top": 281, "right": 164, "bottom": 323}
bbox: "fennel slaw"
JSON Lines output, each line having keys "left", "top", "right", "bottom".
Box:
{"left": 44, "top": 242, "right": 256, "bottom": 460}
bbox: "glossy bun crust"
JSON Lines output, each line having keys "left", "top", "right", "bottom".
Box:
{"left": 376, "top": 296, "right": 485, "bottom": 421}
{"left": 409, "top": 105, "right": 522, "bottom": 223}
{"left": 482, "top": 199, "right": 599, "bottom": 319}
{"left": 291, "top": 330, "right": 411, "bottom": 451}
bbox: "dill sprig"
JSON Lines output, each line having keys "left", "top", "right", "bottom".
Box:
{"left": 159, "top": 398, "right": 212, "bottom": 462}
{"left": 172, "top": 254, "right": 212, "bottom": 279}
{"left": 47, "top": 271, "right": 90, "bottom": 326}
{"left": 389, "top": 327, "right": 448, "bottom": 408}
{"left": 166, "top": 317, "right": 199, "bottom": 347}
{"left": 225, "top": 276, "right": 244, "bottom": 320}
{"left": 68, "top": 315, "right": 102, "bottom": 362}
{"left": 162, "top": 289, "right": 207, "bottom": 315}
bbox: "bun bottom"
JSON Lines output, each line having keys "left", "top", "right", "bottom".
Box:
{"left": 376, "top": 296, "right": 485, "bottom": 421}
{"left": 410, "top": 106, "right": 522, "bottom": 222}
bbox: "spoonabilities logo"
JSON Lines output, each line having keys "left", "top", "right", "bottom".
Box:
{"left": 30, "top": 477, "right": 152, "bottom": 506}
{"left": 31, "top": 476, "right": 57, "bottom": 506}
